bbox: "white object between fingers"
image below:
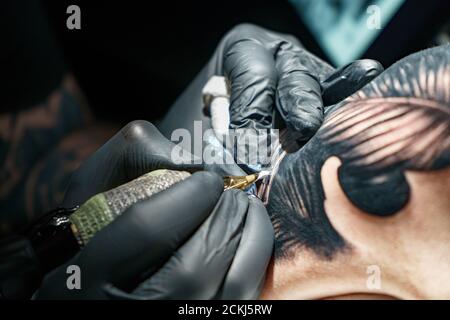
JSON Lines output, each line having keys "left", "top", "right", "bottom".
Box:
{"left": 202, "top": 76, "right": 230, "bottom": 136}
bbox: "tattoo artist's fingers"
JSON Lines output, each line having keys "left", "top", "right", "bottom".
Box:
{"left": 270, "top": 29, "right": 335, "bottom": 79}
{"left": 118, "top": 120, "right": 203, "bottom": 178}
{"left": 274, "top": 41, "right": 324, "bottom": 140}
{"left": 62, "top": 121, "right": 202, "bottom": 207}
{"left": 224, "top": 37, "right": 277, "bottom": 130}
{"left": 128, "top": 190, "right": 249, "bottom": 299}
{"left": 79, "top": 171, "right": 223, "bottom": 287}
{"left": 216, "top": 196, "right": 274, "bottom": 300}
{"left": 321, "top": 59, "right": 384, "bottom": 106}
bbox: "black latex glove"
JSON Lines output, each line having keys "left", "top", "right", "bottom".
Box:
{"left": 223, "top": 25, "right": 383, "bottom": 140}
{"left": 62, "top": 120, "right": 202, "bottom": 208}
{"left": 221, "top": 24, "right": 383, "bottom": 139}
{"left": 35, "top": 172, "right": 273, "bottom": 300}
{"left": 160, "top": 24, "right": 384, "bottom": 141}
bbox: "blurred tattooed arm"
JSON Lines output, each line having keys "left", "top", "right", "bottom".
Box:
{"left": 0, "top": 76, "right": 116, "bottom": 236}
{"left": 265, "top": 44, "right": 450, "bottom": 261}
{"left": 0, "top": 1, "right": 117, "bottom": 237}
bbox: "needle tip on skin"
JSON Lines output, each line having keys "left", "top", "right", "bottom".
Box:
{"left": 257, "top": 170, "right": 271, "bottom": 181}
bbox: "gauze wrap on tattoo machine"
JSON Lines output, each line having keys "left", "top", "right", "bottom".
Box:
{"left": 70, "top": 170, "right": 190, "bottom": 246}
{"left": 70, "top": 169, "right": 270, "bottom": 247}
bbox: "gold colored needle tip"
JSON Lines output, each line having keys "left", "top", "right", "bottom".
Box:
{"left": 223, "top": 170, "right": 271, "bottom": 190}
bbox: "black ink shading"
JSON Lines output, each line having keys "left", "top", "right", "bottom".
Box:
{"left": 268, "top": 45, "right": 450, "bottom": 260}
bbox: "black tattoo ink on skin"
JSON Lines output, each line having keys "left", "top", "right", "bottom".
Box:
{"left": 268, "top": 45, "right": 450, "bottom": 260}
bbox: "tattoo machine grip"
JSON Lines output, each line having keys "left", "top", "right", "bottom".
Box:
{"left": 69, "top": 170, "right": 191, "bottom": 246}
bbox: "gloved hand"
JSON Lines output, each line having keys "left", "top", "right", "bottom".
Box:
{"left": 35, "top": 172, "right": 273, "bottom": 300}
{"left": 219, "top": 24, "right": 384, "bottom": 138}
{"left": 38, "top": 121, "right": 273, "bottom": 299}
{"left": 160, "top": 24, "right": 384, "bottom": 141}
{"left": 62, "top": 120, "right": 202, "bottom": 208}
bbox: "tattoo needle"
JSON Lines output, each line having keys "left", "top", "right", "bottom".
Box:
{"left": 223, "top": 170, "right": 271, "bottom": 190}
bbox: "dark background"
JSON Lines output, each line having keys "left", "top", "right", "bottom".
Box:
{"left": 41, "top": 0, "right": 323, "bottom": 123}
{"left": 2, "top": 0, "right": 449, "bottom": 124}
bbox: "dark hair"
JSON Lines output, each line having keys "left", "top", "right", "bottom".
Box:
{"left": 268, "top": 45, "right": 450, "bottom": 260}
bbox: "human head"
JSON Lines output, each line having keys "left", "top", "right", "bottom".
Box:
{"left": 261, "top": 45, "right": 450, "bottom": 299}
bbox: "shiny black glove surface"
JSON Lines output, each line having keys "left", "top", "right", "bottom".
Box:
{"left": 36, "top": 172, "right": 273, "bottom": 300}
{"left": 160, "top": 24, "right": 383, "bottom": 141}
{"left": 62, "top": 120, "right": 201, "bottom": 208}
{"left": 221, "top": 24, "right": 383, "bottom": 138}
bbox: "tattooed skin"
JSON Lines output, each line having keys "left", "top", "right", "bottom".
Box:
{"left": 0, "top": 75, "right": 115, "bottom": 236}
{"left": 267, "top": 45, "right": 450, "bottom": 260}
